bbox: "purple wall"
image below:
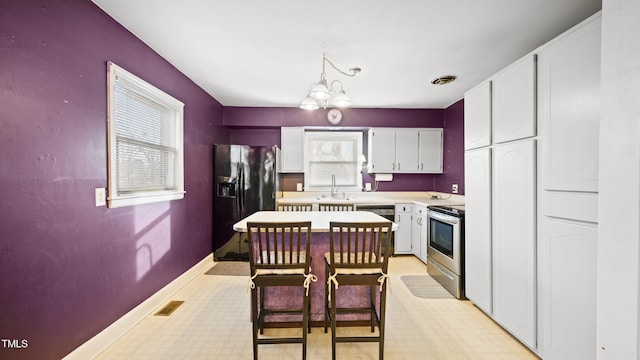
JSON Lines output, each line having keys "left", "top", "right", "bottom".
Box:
{"left": 435, "top": 99, "right": 465, "bottom": 194}
{"left": 0, "top": 1, "right": 226, "bottom": 359}
{"left": 225, "top": 105, "right": 465, "bottom": 193}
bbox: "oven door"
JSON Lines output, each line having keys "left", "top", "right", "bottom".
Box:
{"left": 427, "top": 210, "right": 461, "bottom": 275}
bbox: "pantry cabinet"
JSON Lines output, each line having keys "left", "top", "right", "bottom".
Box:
{"left": 368, "top": 128, "right": 443, "bottom": 174}
{"left": 464, "top": 148, "right": 492, "bottom": 314}
{"left": 280, "top": 127, "right": 305, "bottom": 173}
{"left": 536, "top": 13, "right": 600, "bottom": 360}
{"left": 492, "top": 139, "right": 537, "bottom": 349}
{"left": 394, "top": 203, "right": 413, "bottom": 254}
{"left": 463, "top": 11, "right": 601, "bottom": 358}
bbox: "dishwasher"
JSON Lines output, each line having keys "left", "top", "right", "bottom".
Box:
{"left": 355, "top": 204, "right": 395, "bottom": 255}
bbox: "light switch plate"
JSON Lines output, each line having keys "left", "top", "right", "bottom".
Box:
{"left": 296, "top": 183, "right": 303, "bottom": 192}
{"left": 95, "top": 188, "right": 106, "bottom": 207}
{"left": 365, "top": 183, "right": 372, "bottom": 191}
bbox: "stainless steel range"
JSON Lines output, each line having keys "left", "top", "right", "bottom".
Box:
{"left": 426, "top": 205, "right": 465, "bottom": 299}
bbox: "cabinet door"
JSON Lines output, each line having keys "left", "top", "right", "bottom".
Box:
{"left": 369, "top": 128, "right": 396, "bottom": 173}
{"left": 493, "top": 55, "right": 536, "bottom": 144}
{"left": 412, "top": 206, "right": 427, "bottom": 263}
{"left": 464, "top": 81, "right": 492, "bottom": 150}
{"left": 418, "top": 129, "right": 443, "bottom": 173}
{"left": 539, "top": 217, "right": 597, "bottom": 360}
{"left": 280, "top": 127, "right": 304, "bottom": 172}
{"left": 394, "top": 204, "right": 413, "bottom": 254}
{"left": 538, "top": 16, "right": 601, "bottom": 192}
{"left": 464, "top": 148, "right": 492, "bottom": 314}
{"left": 492, "top": 139, "right": 536, "bottom": 349}
{"left": 395, "top": 129, "right": 420, "bottom": 172}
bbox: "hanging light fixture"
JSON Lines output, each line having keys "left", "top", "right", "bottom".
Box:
{"left": 300, "top": 53, "right": 361, "bottom": 110}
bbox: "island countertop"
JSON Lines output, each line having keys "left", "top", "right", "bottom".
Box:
{"left": 233, "top": 210, "right": 399, "bottom": 232}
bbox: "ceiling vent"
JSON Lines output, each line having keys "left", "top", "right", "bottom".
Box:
{"left": 431, "top": 75, "right": 457, "bottom": 85}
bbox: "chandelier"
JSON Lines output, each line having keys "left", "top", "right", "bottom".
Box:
{"left": 300, "top": 53, "right": 361, "bottom": 110}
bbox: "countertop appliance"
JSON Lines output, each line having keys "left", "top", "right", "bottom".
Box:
{"left": 426, "top": 205, "right": 465, "bottom": 298}
{"left": 213, "top": 144, "right": 277, "bottom": 261}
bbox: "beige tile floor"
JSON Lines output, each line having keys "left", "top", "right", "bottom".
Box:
{"left": 97, "top": 256, "right": 539, "bottom": 359}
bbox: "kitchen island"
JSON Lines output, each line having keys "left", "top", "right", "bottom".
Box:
{"left": 234, "top": 211, "right": 397, "bottom": 324}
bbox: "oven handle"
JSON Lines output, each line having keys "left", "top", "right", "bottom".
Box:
{"left": 427, "top": 210, "right": 460, "bottom": 225}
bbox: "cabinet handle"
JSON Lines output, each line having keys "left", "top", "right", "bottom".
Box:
{"left": 398, "top": 163, "right": 401, "bottom": 170}
{"left": 420, "top": 163, "right": 423, "bottom": 170}
{"left": 392, "top": 163, "right": 396, "bottom": 171}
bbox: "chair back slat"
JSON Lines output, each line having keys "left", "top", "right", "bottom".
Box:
{"left": 319, "top": 203, "right": 356, "bottom": 211}
{"left": 329, "top": 221, "right": 393, "bottom": 272}
{"left": 247, "top": 221, "right": 312, "bottom": 272}
{"left": 277, "top": 203, "right": 313, "bottom": 211}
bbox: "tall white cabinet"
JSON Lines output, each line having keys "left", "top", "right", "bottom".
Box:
{"left": 464, "top": 11, "right": 601, "bottom": 359}
{"left": 537, "top": 14, "right": 601, "bottom": 360}
{"left": 463, "top": 148, "right": 492, "bottom": 314}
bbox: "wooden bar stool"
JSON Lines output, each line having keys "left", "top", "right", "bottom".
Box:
{"left": 277, "top": 202, "right": 313, "bottom": 211}
{"left": 247, "top": 221, "right": 315, "bottom": 360}
{"left": 323, "top": 221, "right": 393, "bottom": 359}
{"left": 318, "top": 203, "right": 356, "bottom": 211}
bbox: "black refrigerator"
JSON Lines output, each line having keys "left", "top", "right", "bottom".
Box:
{"left": 213, "top": 144, "right": 277, "bottom": 261}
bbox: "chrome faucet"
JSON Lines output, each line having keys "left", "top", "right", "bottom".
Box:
{"left": 331, "top": 174, "right": 338, "bottom": 198}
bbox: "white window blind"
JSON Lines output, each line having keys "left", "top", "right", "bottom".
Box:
{"left": 107, "top": 62, "right": 184, "bottom": 208}
{"left": 304, "top": 131, "right": 364, "bottom": 192}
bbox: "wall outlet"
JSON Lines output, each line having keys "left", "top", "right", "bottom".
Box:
{"left": 296, "top": 183, "right": 303, "bottom": 192}
{"left": 365, "top": 183, "right": 372, "bottom": 191}
{"left": 95, "top": 188, "right": 106, "bottom": 207}
{"left": 452, "top": 184, "right": 459, "bottom": 194}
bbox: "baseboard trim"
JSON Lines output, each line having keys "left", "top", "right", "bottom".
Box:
{"left": 64, "top": 253, "right": 214, "bottom": 359}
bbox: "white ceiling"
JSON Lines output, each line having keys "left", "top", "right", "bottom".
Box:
{"left": 92, "top": 0, "right": 601, "bottom": 109}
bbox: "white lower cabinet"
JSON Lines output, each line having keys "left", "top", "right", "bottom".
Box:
{"left": 492, "top": 139, "right": 537, "bottom": 349}
{"left": 394, "top": 204, "right": 413, "bottom": 254}
{"left": 464, "top": 148, "right": 492, "bottom": 314}
{"left": 412, "top": 205, "right": 427, "bottom": 263}
{"left": 539, "top": 217, "right": 597, "bottom": 360}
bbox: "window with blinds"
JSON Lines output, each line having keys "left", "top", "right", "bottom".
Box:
{"left": 107, "top": 62, "right": 185, "bottom": 208}
{"left": 303, "top": 131, "right": 364, "bottom": 192}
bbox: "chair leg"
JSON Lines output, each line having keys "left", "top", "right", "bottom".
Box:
{"left": 302, "top": 288, "right": 309, "bottom": 360}
{"left": 324, "top": 263, "right": 330, "bottom": 333}
{"left": 330, "top": 280, "right": 337, "bottom": 360}
{"left": 379, "top": 282, "right": 387, "bottom": 360}
{"left": 370, "top": 285, "right": 376, "bottom": 333}
{"left": 251, "top": 286, "right": 259, "bottom": 360}
{"left": 259, "top": 286, "right": 265, "bottom": 335}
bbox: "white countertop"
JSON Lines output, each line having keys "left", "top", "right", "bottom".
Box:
{"left": 233, "top": 211, "right": 399, "bottom": 232}
{"left": 277, "top": 191, "right": 464, "bottom": 208}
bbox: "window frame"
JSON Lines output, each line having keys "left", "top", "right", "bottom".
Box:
{"left": 106, "top": 62, "right": 185, "bottom": 208}
{"left": 303, "top": 131, "right": 364, "bottom": 192}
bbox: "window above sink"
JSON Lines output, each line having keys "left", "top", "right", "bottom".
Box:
{"left": 304, "top": 131, "right": 364, "bottom": 192}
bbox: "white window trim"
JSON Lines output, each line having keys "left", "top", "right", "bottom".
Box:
{"left": 304, "top": 131, "right": 364, "bottom": 192}
{"left": 106, "top": 62, "right": 185, "bottom": 208}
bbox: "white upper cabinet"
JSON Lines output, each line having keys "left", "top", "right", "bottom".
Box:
{"left": 395, "top": 129, "right": 420, "bottom": 172}
{"left": 368, "top": 128, "right": 396, "bottom": 173}
{"left": 492, "top": 55, "right": 537, "bottom": 144}
{"left": 280, "top": 127, "right": 305, "bottom": 173}
{"left": 464, "top": 81, "right": 492, "bottom": 150}
{"left": 538, "top": 15, "right": 601, "bottom": 193}
{"left": 368, "top": 128, "right": 443, "bottom": 174}
{"left": 418, "top": 129, "right": 443, "bottom": 173}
